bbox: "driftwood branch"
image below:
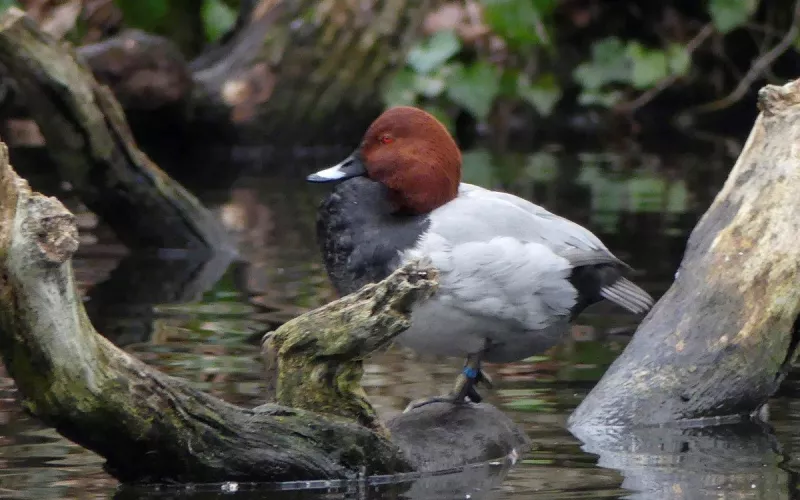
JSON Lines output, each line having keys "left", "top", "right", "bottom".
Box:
{"left": 0, "top": 144, "right": 528, "bottom": 483}
{"left": 0, "top": 8, "right": 230, "bottom": 252}
{"left": 570, "top": 78, "right": 800, "bottom": 428}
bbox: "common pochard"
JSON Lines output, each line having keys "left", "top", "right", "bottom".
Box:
{"left": 307, "top": 106, "right": 653, "bottom": 411}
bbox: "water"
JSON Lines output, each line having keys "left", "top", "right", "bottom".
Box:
{"left": 3, "top": 143, "right": 799, "bottom": 499}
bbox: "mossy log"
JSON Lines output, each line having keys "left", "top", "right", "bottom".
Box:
{"left": 79, "top": 0, "right": 440, "bottom": 142}
{"left": 0, "top": 143, "right": 528, "bottom": 483}
{"left": 569, "top": 79, "right": 800, "bottom": 428}
{"left": 0, "top": 8, "right": 231, "bottom": 252}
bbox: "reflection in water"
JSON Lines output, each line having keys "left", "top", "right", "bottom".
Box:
{"left": 572, "top": 421, "right": 786, "bottom": 499}
{"left": 114, "top": 457, "right": 517, "bottom": 500}
{"left": 85, "top": 250, "right": 236, "bottom": 347}
{"left": 3, "top": 144, "right": 798, "bottom": 499}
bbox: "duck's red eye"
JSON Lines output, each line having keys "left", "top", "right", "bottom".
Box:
{"left": 379, "top": 135, "right": 394, "bottom": 145}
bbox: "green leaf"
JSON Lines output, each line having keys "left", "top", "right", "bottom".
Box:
{"left": 573, "top": 37, "right": 630, "bottom": 90}
{"left": 407, "top": 31, "right": 461, "bottom": 74}
{"left": 446, "top": 62, "right": 501, "bottom": 120}
{"left": 708, "top": 0, "right": 758, "bottom": 34}
{"left": 381, "top": 69, "right": 418, "bottom": 107}
{"left": 517, "top": 73, "right": 562, "bottom": 116}
{"left": 114, "top": 0, "right": 170, "bottom": 32}
{"left": 667, "top": 43, "right": 692, "bottom": 76}
{"left": 201, "top": 0, "right": 237, "bottom": 41}
{"left": 482, "top": 0, "right": 550, "bottom": 48}
{"left": 413, "top": 72, "right": 447, "bottom": 98}
{"left": 626, "top": 42, "right": 668, "bottom": 89}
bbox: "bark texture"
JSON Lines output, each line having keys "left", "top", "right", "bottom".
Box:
{"left": 569, "top": 79, "right": 800, "bottom": 428}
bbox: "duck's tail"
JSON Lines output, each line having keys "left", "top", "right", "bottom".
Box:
{"left": 600, "top": 277, "right": 654, "bottom": 315}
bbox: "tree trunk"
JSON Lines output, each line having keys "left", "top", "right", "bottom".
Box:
{"left": 0, "top": 8, "right": 231, "bottom": 252}
{"left": 81, "top": 0, "right": 440, "bottom": 143}
{"left": 569, "top": 79, "right": 800, "bottom": 428}
{"left": 0, "top": 144, "right": 528, "bottom": 483}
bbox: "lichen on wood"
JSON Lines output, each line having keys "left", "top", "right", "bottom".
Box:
{"left": 262, "top": 261, "right": 438, "bottom": 436}
{"left": 569, "top": 78, "right": 800, "bottom": 429}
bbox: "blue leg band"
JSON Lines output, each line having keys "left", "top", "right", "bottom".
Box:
{"left": 463, "top": 367, "right": 478, "bottom": 379}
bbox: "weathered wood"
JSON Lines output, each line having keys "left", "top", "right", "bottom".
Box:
{"left": 0, "top": 144, "right": 528, "bottom": 482}
{"left": 0, "top": 8, "right": 230, "bottom": 252}
{"left": 261, "top": 258, "right": 439, "bottom": 436}
{"left": 569, "top": 79, "right": 800, "bottom": 428}
{"left": 0, "top": 141, "right": 414, "bottom": 481}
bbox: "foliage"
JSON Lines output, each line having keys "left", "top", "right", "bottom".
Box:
{"left": 575, "top": 38, "right": 691, "bottom": 107}
{"left": 382, "top": 0, "right": 771, "bottom": 127}
{"left": 114, "top": 0, "right": 237, "bottom": 50}
{"left": 200, "top": 0, "right": 238, "bottom": 42}
{"left": 0, "top": 0, "right": 18, "bottom": 11}
{"left": 383, "top": 0, "right": 561, "bottom": 128}
{"left": 709, "top": 0, "right": 759, "bottom": 33}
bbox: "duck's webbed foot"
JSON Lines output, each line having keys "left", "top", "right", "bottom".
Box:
{"left": 403, "top": 351, "right": 491, "bottom": 413}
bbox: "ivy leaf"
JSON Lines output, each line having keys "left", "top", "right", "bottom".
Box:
{"left": 482, "top": 0, "right": 550, "bottom": 48}
{"left": 517, "top": 73, "right": 562, "bottom": 116}
{"left": 627, "top": 41, "right": 668, "bottom": 89}
{"left": 407, "top": 31, "right": 461, "bottom": 74}
{"left": 667, "top": 44, "right": 691, "bottom": 76}
{"left": 446, "top": 62, "right": 501, "bottom": 121}
{"left": 573, "top": 37, "right": 630, "bottom": 90}
{"left": 708, "top": 0, "right": 758, "bottom": 34}
{"left": 381, "top": 69, "right": 418, "bottom": 107}
{"left": 201, "top": 0, "right": 237, "bottom": 41}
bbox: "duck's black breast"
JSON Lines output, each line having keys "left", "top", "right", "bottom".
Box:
{"left": 316, "top": 177, "right": 430, "bottom": 296}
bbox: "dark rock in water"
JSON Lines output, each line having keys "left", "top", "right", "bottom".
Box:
{"left": 387, "top": 402, "right": 530, "bottom": 471}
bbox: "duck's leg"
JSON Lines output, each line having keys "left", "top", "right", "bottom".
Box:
{"left": 403, "top": 349, "right": 491, "bottom": 412}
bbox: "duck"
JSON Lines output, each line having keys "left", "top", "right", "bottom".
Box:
{"left": 306, "top": 106, "right": 653, "bottom": 411}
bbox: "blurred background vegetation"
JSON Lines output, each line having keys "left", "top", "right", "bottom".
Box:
{"left": 1, "top": 0, "right": 797, "bottom": 150}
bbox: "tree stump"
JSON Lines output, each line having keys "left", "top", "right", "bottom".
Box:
{"left": 569, "top": 79, "right": 800, "bottom": 428}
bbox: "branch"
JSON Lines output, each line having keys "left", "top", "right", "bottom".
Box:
{"left": 617, "top": 24, "right": 714, "bottom": 113}
{"left": 687, "top": 0, "right": 800, "bottom": 115}
{"left": 0, "top": 8, "right": 230, "bottom": 252}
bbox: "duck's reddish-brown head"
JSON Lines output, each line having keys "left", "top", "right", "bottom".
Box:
{"left": 307, "top": 106, "right": 462, "bottom": 214}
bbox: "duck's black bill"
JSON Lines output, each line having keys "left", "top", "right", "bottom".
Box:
{"left": 306, "top": 153, "right": 366, "bottom": 183}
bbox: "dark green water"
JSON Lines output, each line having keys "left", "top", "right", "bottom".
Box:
{"left": 3, "top": 144, "right": 799, "bottom": 499}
